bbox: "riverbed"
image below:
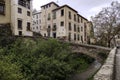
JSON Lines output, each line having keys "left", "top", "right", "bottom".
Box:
{"left": 69, "top": 60, "right": 101, "bottom": 80}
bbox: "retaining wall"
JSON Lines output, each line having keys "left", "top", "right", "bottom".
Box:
{"left": 94, "top": 47, "right": 116, "bottom": 80}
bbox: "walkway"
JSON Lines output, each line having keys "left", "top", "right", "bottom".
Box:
{"left": 115, "top": 48, "right": 120, "bottom": 80}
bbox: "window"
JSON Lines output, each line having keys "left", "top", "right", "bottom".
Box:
{"left": 44, "top": 33, "right": 46, "bottom": 37}
{"left": 61, "top": 9, "right": 64, "bottom": 16}
{"left": 78, "top": 34, "right": 80, "bottom": 41}
{"left": 36, "top": 26, "right": 38, "bottom": 29}
{"left": 78, "top": 27, "right": 80, "bottom": 32}
{"left": 27, "top": 22, "right": 31, "bottom": 31}
{"left": 53, "top": 12, "right": 56, "bottom": 19}
{"left": 47, "top": 25, "right": 51, "bottom": 32}
{"left": 36, "top": 20, "right": 38, "bottom": 24}
{"left": 68, "top": 33, "right": 71, "bottom": 41}
{"left": 48, "top": 25, "right": 51, "bottom": 28}
{"left": 74, "top": 24, "right": 76, "bottom": 32}
{"left": 53, "top": 33, "right": 56, "bottom": 38}
{"left": 47, "top": 31, "right": 50, "bottom": 37}
{"left": 81, "top": 26, "right": 83, "bottom": 31}
{"left": 26, "top": 1, "right": 30, "bottom": 9}
{"left": 69, "top": 22, "right": 71, "bottom": 31}
{"left": 74, "top": 34, "right": 76, "bottom": 41}
{"left": 81, "top": 18, "right": 83, "bottom": 23}
{"left": 43, "top": 6, "right": 45, "bottom": 9}
{"left": 18, "top": 0, "right": 26, "bottom": 7}
{"left": 18, "top": 19, "right": 22, "bottom": 29}
{"left": 18, "top": 7, "right": 22, "bottom": 14}
{"left": 74, "top": 14, "right": 76, "bottom": 21}
{"left": 48, "top": 13, "right": 51, "bottom": 20}
{"left": 18, "top": 0, "right": 30, "bottom": 9}
{"left": 69, "top": 11, "right": 71, "bottom": 19}
{"left": 78, "top": 16, "right": 79, "bottom": 22}
{"left": 53, "top": 23, "right": 57, "bottom": 31}
{"left": 19, "top": 31, "right": 22, "bottom": 36}
{"left": 49, "top": 4, "right": 51, "bottom": 7}
{"left": 36, "top": 15, "right": 38, "bottom": 19}
{"left": 60, "top": 21, "right": 64, "bottom": 26}
{"left": 81, "top": 36, "right": 83, "bottom": 42}
{"left": 46, "top": 5, "right": 48, "bottom": 8}
{"left": 0, "top": 1, "right": 5, "bottom": 15}
{"left": 39, "top": 20, "right": 41, "bottom": 23}
{"left": 84, "top": 23, "right": 87, "bottom": 28}
{"left": 27, "top": 11, "right": 30, "bottom": 16}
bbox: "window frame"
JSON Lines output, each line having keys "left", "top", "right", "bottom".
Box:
{"left": 27, "top": 11, "right": 30, "bottom": 16}
{"left": 69, "top": 11, "right": 71, "bottom": 19}
{"left": 0, "top": 1, "right": 5, "bottom": 15}
{"left": 18, "top": 19, "right": 22, "bottom": 30}
{"left": 69, "top": 22, "right": 71, "bottom": 31}
{"left": 53, "top": 11, "right": 56, "bottom": 19}
{"left": 74, "top": 33, "right": 76, "bottom": 41}
{"left": 27, "top": 22, "right": 31, "bottom": 31}
{"left": 74, "top": 24, "right": 76, "bottom": 32}
{"left": 60, "top": 21, "right": 64, "bottom": 26}
{"left": 61, "top": 9, "right": 64, "bottom": 16}
{"left": 18, "top": 7, "right": 22, "bottom": 14}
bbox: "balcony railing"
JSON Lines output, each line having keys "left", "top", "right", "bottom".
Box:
{"left": 18, "top": 0, "right": 30, "bottom": 9}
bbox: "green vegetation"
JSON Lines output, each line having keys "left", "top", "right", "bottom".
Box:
{"left": 0, "top": 37, "right": 94, "bottom": 80}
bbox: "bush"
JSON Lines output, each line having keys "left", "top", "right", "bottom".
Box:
{"left": 0, "top": 38, "right": 95, "bottom": 80}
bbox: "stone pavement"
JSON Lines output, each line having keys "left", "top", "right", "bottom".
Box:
{"left": 115, "top": 49, "right": 120, "bottom": 80}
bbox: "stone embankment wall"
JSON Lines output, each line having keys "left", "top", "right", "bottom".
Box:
{"left": 94, "top": 47, "right": 116, "bottom": 80}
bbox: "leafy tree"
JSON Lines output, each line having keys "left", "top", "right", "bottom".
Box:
{"left": 92, "top": 1, "right": 120, "bottom": 47}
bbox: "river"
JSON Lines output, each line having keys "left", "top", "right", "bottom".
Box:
{"left": 69, "top": 60, "right": 101, "bottom": 80}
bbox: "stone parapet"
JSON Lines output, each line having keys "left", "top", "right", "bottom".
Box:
{"left": 94, "top": 48, "right": 116, "bottom": 80}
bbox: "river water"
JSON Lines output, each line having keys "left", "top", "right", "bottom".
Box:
{"left": 69, "top": 60, "right": 101, "bottom": 80}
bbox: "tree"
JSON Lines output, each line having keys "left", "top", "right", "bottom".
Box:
{"left": 92, "top": 1, "right": 120, "bottom": 47}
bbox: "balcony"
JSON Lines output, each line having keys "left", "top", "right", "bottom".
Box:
{"left": 18, "top": 0, "right": 31, "bottom": 9}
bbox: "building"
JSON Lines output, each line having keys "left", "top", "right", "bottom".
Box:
{"left": 37, "top": 2, "right": 92, "bottom": 44}
{"left": 0, "top": 0, "right": 33, "bottom": 36}
{"left": 0, "top": 0, "right": 11, "bottom": 24}
{"left": 32, "top": 10, "right": 41, "bottom": 33}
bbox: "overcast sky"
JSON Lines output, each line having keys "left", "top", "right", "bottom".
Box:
{"left": 33, "top": 0, "right": 120, "bottom": 20}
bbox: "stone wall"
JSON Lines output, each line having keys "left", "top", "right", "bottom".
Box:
{"left": 0, "top": 24, "right": 14, "bottom": 47}
{"left": 94, "top": 47, "right": 116, "bottom": 80}
{"left": 0, "top": 24, "right": 12, "bottom": 36}
{"left": 67, "top": 42, "right": 111, "bottom": 62}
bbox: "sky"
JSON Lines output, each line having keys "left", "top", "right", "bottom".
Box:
{"left": 33, "top": 0, "right": 120, "bottom": 20}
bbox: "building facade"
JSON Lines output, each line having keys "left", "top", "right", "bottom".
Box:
{"left": 36, "top": 2, "right": 92, "bottom": 44}
{"left": 0, "top": 0, "right": 33, "bottom": 36}
{"left": 32, "top": 11, "right": 41, "bottom": 33}
{"left": 0, "top": 0, "right": 11, "bottom": 24}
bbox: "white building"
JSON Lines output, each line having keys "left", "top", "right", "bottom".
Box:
{"left": 0, "top": 0, "right": 33, "bottom": 36}
{"left": 32, "top": 11, "right": 41, "bottom": 33}
{"left": 32, "top": 2, "right": 92, "bottom": 44}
